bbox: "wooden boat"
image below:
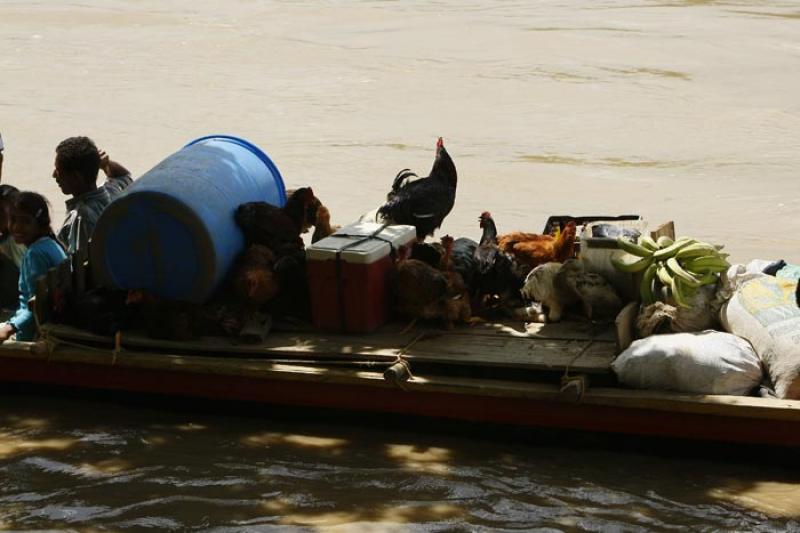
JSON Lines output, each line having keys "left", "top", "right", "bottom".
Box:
{"left": 2, "top": 219, "right": 797, "bottom": 448}
{"left": 1, "top": 314, "right": 798, "bottom": 448}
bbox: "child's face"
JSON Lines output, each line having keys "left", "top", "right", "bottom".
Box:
{"left": 10, "top": 209, "right": 41, "bottom": 246}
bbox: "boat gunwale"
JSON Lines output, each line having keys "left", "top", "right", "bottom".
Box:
{"left": 2, "top": 340, "right": 798, "bottom": 424}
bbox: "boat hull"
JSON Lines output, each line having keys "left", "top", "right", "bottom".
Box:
{"left": 2, "top": 352, "right": 798, "bottom": 448}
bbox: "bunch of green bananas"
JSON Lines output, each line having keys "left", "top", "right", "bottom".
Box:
{"left": 610, "top": 235, "right": 729, "bottom": 307}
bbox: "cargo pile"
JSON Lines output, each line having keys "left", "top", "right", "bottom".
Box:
{"left": 17, "top": 134, "right": 797, "bottom": 403}
{"left": 612, "top": 235, "right": 730, "bottom": 307}
{"left": 605, "top": 228, "right": 800, "bottom": 400}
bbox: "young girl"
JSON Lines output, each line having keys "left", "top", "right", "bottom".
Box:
{"left": 0, "top": 185, "right": 25, "bottom": 267}
{"left": 0, "top": 192, "right": 67, "bottom": 342}
{"left": 0, "top": 185, "right": 25, "bottom": 310}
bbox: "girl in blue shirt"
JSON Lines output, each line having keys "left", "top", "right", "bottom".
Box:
{"left": 0, "top": 192, "right": 67, "bottom": 342}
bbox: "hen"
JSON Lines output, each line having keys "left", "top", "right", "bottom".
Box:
{"left": 438, "top": 235, "right": 475, "bottom": 326}
{"left": 497, "top": 219, "right": 577, "bottom": 273}
{"left": 235, "top": 188, "right": 319, "bottom": 321}
{"left": 235, "top": 187, "right": 318, "bottom": 258}
{"left": 393, "top": 258, "right": 450, "bottom": 329}
{"left": 393, "top": 236, "right": 475, "bottom": 331}
{"left": 518, "top": 259, "right": 622, "bottom": 323}
{"left": 70, "top": 288, "right": 138, "bottom": 336}
{"left": 475, "top": 211, "right": 526, "bottom": 310}
{"left": 125, "top": 290, "right": 207, "bottom": 341}
{"left": 409, "top": 241, "right": 444, "bottom": 268}
{"left": 311, "top": 204, "right": 341, "bottom": 244}
{"left": 554, "top": 259, "right": 623, "bottom": 321}
{"left": 231, "top": 244, "right": 280, "bottom": 309}
{"left": 378, "top": 137, "right": 457, "bottom": 240}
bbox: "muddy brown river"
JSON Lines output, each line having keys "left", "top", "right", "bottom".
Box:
{"left": 1, "top": 0, "right": 800, "bottom": 529}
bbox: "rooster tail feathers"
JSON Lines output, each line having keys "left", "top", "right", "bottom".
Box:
{"left": 391, "top": 169, "right": 419, "bottom": 195}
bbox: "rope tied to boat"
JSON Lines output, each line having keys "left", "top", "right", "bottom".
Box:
{"left": 35, "top": 327, "right": 127, "bottom": 364}
{"left": 111, "top": 331, "right": 123, "bottom": 365}
{"left": 383, "top": 331, "right": 423, "bottom": 390}
{"left": 560, "top": 344, "right": 590, "bottom": 402}
{"left": 37, "top": 329, "right": 60, "bottom": 362}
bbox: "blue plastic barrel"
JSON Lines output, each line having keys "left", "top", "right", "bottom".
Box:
{"left": 90, "top": 135, "right": 287, "bottom": 303}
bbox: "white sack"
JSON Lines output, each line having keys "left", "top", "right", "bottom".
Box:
{"left": 612, "top": 331, "right": 763, "bottom": 396}
{"left": 720, "top": 275, "right": 800, "bottom": 399}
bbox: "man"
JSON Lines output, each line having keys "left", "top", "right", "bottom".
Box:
{"left": 0, "top": 132, "right": 4, "bottom": 181}
{"left": 53, "top": 136, "right": 132, "bottom": 255}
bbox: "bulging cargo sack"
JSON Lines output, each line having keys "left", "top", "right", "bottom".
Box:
{"left": 612, "top": 331, "right": 763, "bottom": 395}
{"left": 636, "top": 284, "right": 724, "bottom": 337}
{"left": 720, "top": 275, "right": 800, "bottom": 399}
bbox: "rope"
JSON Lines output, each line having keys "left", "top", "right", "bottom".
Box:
{"left": 34, "top": 328, "right": 408, "bottom": 369}
{"left": 111, "top": 331, "right": 123, "bottom": 365}
{"left": 37, "top": 329, "right": 60, "bottom": 362}
{"left": 560, "top": 342, "right": 591, "bottom": 401}
{"left": 383, "top": 330, "right": 425, "bottom": 389}
{"left": 37, "top": 328, "right": 123, "bottom": 357}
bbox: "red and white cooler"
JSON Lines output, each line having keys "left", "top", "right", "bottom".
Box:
{"left": 306, "top": 222, "right": 417, "bottom": 333}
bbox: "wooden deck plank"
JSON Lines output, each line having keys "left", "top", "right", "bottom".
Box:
{"left": 40, "top": 324, "right": 408, "bottom": 360}
{"left": 402, "top": 334, "right": 614, "bottom": 373}
{"left": 40, "top": 323, "right": 616, "bottom": 373}
{"left": 376, "top": 319, "right": 617, "bottom": 342}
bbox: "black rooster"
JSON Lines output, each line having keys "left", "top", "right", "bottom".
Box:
{"left": 378, "top": 138, "right": 457, "bottom": 240}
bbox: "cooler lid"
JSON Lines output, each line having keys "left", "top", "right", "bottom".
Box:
{"left": 306, "top": 222, "right": 417, "bottom": 264}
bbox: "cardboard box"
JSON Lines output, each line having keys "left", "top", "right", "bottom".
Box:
{"left": 306, "top": 222, "right": 416, "bottom": 333}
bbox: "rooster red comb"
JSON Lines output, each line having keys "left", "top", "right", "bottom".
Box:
{"left": 479, "top": 211, "right": 491, "bottom": 219}
{"left": 436, "top": 137, "right": 444, "bottom": 148}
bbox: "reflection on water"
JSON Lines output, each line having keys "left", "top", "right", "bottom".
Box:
{"left": 0, "top": 393, "right": 798, "bottom": 530}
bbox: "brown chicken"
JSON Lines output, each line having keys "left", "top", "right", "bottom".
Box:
{"left": 393, "top": 236, "right": 476, "bottom": 331}
{"left": 125, "top": 290, "right": 206, "bottom": 341}
{"left": 497, "top": 220, "right": 577, "bottom": 274}
{"left": 394, "top": 258, "right": 450, "bottom": 330}
{"left": 438, "top": 235, "right": 476, "bottom": 326}
{"left": 311, "top": 205, "right": 341, "bottom": 243}
{"left": 235, "top": 188, "right": 319, "bottom": 321}
{"left": 235, "top": 187, "right": 318, "bottom": 257}
{"left": 231, "top": 244, "right": 280, "bottom": 308}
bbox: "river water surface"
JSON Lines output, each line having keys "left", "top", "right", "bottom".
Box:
{"left": 1, "top": 0, "right": 800, "bottom": 529}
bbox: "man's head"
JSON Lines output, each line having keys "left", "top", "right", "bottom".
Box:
{"left": 53, "top": 136, "right": 101, "bottom": 196}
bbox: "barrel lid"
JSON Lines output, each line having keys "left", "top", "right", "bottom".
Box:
{"left": 306, "top": 222, "right": 416, "bottom": 264}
